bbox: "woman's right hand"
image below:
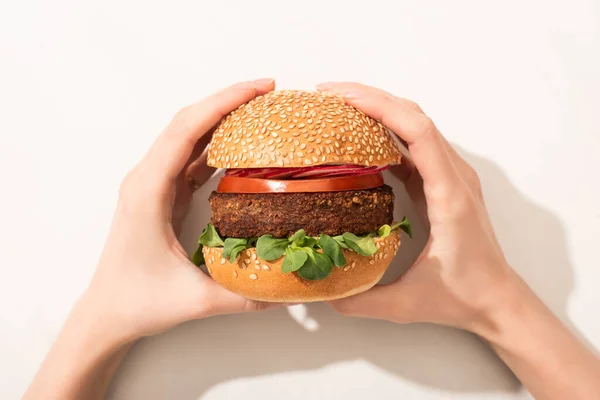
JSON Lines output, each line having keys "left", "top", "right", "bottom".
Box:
{"left": 318, "top": 82, "right": 518, "bottom": 335}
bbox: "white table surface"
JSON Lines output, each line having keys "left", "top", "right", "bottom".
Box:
{"left": 1, "top": 1, "right": 599, "bottom": 399}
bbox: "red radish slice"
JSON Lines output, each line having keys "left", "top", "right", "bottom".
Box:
{"left": 288, "top": 165, "right": 369, "bottom": 178}
{"left": 262, "top": 168, "right": 300, "bottom": 179}
{"left": 314, "top": 165, "right": 389, "bottom": 177}
{"left": 224, "top": 165, "right": 390, "bottom": 180}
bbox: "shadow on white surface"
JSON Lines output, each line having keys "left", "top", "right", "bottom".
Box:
{"left": 108, "top": 148, "right": 575, "bottom": 399}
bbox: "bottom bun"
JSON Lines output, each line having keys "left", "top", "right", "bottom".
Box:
{"left": 202, "top": 231, "right": 401, "bottom": 302}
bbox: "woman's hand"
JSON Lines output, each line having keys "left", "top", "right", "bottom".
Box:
{"left": 23, "top": 80, "right": 278, "bottom": 400}
{"left": 319, "top": 82, "right": 513, "bottom": 334}
{"left": 319, "top": 82, "right": 600, "bottom": 400}
{"left": 85, "top": 79, "right": 278, "bottom": 344}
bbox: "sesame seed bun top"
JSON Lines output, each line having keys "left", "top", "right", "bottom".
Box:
{"left": 207, "top": 90, "right": 403, "bottom": 169}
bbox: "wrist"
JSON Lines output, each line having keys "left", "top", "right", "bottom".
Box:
{"left": 469, "top": 268, "right": 536, "bottom": 344}
{"left": 22, "top": 293, "right": 135, "bottom": 400}
{"left": 71, "top": 290, "right": 138, "bottom": 351}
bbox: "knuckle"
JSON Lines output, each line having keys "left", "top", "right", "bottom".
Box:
{"left": 329, "top": 300, "right": 353, "bottom": 316}
{"left": 403, "top": 98, "right": 423, "bottom": 113}
{"left": 173, "top": 105, "right": 191, "bottom": 123}
{"left": 470, "top": 167, "right": 482, "bottom": 187}
{"left": 117, "top": 167, "right": 160, "bottom": 210}
{"left": 244, "top": 299, "right": 264, "bottom": 312}
{"left": 447, "top": 188, "right": 478, "bottom": 219}
{"left": 167, "top": 106, "right": 192, "bottom": 136}
{"left": 118, "top": 169, "right": 139, "bottom": 200}
{"left": 464, "top": 165, "right": 483, "bottom": 194}
{"left": 418, "top": 115, "right": 437, "bottom": 136}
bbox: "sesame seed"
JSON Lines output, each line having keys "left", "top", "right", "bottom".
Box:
{"left": 221, "top": 258, "right": 226, "bottom": 264}
{"left": 249, "top": 274, "right": 258, "bottom": 280}
{"left": 207, "top": 90, "right": 403, "bottom": 169}
{"left": 263, "top": 265, "right": 271, "bottom": 271}
{"left": 233, "top": 270, "right": 238, "bottom": 278}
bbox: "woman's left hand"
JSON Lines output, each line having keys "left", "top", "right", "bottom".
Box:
{"left": 84, "top": 78, "right": 277, "bottom": 345}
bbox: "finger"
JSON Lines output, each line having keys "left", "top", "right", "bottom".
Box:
{"left": 186, "top": 149, "right": 217, "bottom": 192}
{"left": 319, "top": 82, "right": 425, "bottom": 113}
{"left": 389, "top": 159, "right": 416, "bottom": 184}
{"left": 143, "top": 78, "right": 275, "bottom": 185}
{"left": 204, "top": 282, "right": 281, "bottom": 316}
{"left": 390, "top": 162, "right": 429, "bottom": 227}
{"left": 328, "top": 283, "right": 414, "bottom": 322}
{"left": 185, "top": 130, "right": 214, "bottom": 181}
{"left": 438, "top": 136, "right": 484, "bottom": 200}
{"left": 316, "top": 82, "right": 460, "bottom": 196}
{"left": 171, "top": 136, "right": 214, "bottom": 231}
{"left": 174, "top": 134, "right": 212, "bottom": 202}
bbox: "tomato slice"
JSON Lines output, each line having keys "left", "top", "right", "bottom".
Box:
{"left": 217, "top": 172, "right": 384, "bottom": 193}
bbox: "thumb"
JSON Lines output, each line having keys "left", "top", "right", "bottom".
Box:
{"left": 198, "top": 277, "right": 281, "bottom": 318}
{"left": 328, "top": 281, "right": 415, "bottom": 323}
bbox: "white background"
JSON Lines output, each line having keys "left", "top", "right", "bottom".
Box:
{"left": 1, "top": 0, "right": 599, "bottom": 399}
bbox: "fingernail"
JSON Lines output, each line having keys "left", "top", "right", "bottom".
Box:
{"left": 237, "top": 81, "right": 257, "bottom": 89}
{"left": 316, "top": 83, "right": 360, "bottom": 99}
{"left": 339, "top": 90, "right": 360, "bottom": 99}
{"left": 187, "top": 175, "right": 201, "bottom": 192}
{"left": 328, "top": 89, "right": 360, "bottom": 99}
{"left": 254, "top": 78, "right": 275, "bottom": 85}
{"left": 316, "top": 82, "right": 335, "bottom": 90}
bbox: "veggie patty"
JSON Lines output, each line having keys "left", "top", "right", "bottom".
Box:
{"left": 209, "top": 185, "right": 394, "bottom": 238}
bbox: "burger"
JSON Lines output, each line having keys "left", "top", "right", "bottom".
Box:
{"left": 191, "top": 90, "right": 411, "bottom": 302}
